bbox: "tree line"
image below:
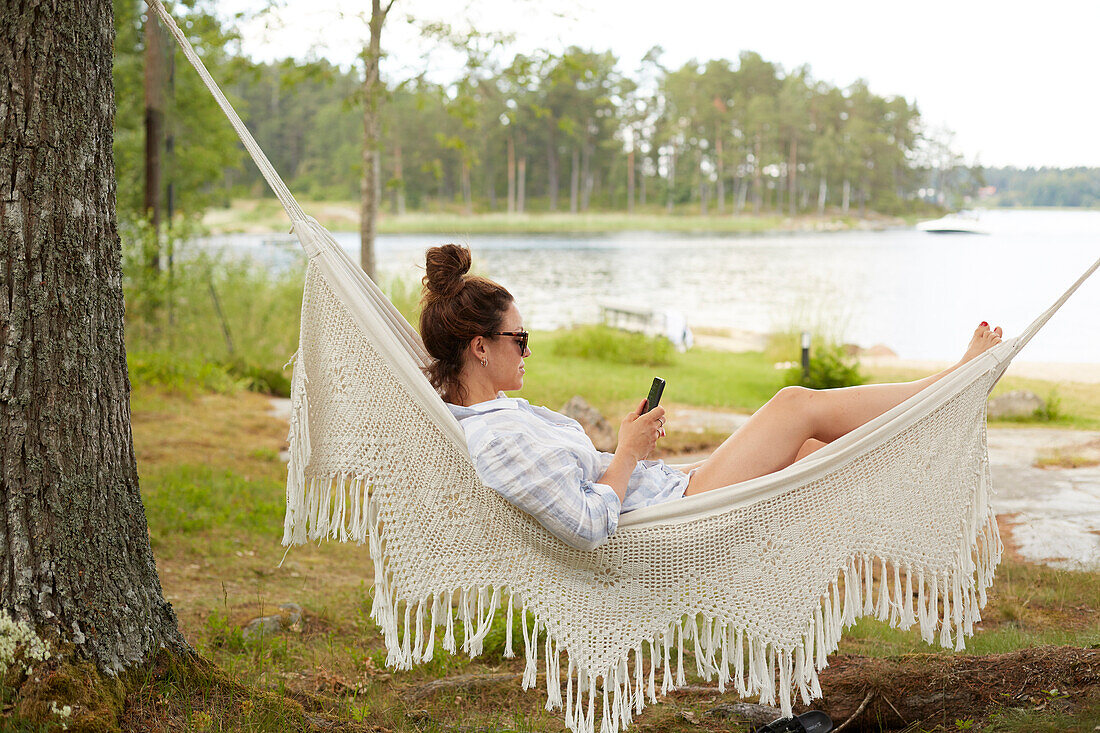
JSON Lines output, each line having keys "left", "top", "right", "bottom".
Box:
{"left": 113, "top": 0, "right": 983, "bottom": 227}
{"left": 982, "top": 167, "right": 1100, "bottom": 208}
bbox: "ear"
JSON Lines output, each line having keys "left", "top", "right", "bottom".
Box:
{"left": 469, "top": 335, "right": 490, "bottom": 363}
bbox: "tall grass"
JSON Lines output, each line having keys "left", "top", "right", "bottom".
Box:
{"left": 121, "top": 219, "right": 426, "bottom": 395}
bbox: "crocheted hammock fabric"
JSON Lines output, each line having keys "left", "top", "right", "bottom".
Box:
{"left": 149, "top": 3, "right": 1100, "bottom": 729}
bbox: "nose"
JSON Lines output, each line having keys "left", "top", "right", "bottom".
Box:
{"left": 523, "top": 345, "right": 531, "bottom": 358}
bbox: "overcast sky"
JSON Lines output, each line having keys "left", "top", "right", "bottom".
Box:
{"left": 221, "top": 0, "right": 1100, "bottom": 168}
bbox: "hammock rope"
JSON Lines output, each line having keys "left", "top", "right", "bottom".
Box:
{"left": 148, "top": 3, "right": 1100, "bottom": 729}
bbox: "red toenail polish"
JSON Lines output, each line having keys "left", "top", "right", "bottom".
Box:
{"left": 980, "top": 321, "right": 988, "bottom": 327}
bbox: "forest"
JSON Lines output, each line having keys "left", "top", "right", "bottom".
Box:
{"left": 112, "top": 0, "right": 996, "bottom": 225}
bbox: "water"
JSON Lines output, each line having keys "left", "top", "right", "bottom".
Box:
{"left": 195, "top": 209, "right": 1100, "bottom": 363}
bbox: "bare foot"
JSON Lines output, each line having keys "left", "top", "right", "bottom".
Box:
{"left": 960, "top": 322, "right": 1003, "bottom": 364}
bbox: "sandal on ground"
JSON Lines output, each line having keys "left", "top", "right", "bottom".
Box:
{"left": 752, "top": 711, "right": 833, "bottom": 733}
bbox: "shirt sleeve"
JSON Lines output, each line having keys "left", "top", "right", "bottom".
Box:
{"left": 472, "top": 430, "right": 622, "bottom": 551}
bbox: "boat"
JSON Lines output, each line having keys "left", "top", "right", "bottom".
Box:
{"left": 917, "top": 210, "right": 991, "bottom": 235}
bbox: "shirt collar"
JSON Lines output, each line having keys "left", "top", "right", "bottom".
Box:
{"left": 446, "top": 392, "right": 528, "bottom": 419}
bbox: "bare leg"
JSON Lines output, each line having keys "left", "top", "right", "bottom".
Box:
{"left": 684, "top": 324, "right": 1002, "bottom": 495}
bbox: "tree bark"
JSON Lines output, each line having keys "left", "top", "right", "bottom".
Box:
{"left": 359, "top": 0, "right": 394, "bottom": 278}
{"left": 144, "top": 7, "right": 168, "bottom": 270}
{"left": 0, "top": 0, "right": 187, "bottom": 671}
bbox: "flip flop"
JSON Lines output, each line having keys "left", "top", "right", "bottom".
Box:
{"left": 752, "top": 711, "right": 833, "bottom": 733}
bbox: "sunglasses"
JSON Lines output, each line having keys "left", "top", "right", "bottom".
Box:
{"left": 491, "top": 330, "right": 529, "bottom": 353}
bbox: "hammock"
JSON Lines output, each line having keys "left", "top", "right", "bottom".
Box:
{"left": 150, "top": 3, "right": 1100, "bottom": 729}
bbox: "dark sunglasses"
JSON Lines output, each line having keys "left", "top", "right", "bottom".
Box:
{"left": 491, "top": 330, "right": 529, "bottom": 353}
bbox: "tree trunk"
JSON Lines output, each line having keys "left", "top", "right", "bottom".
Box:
{"left": 0, "top": 0, "right": 187, "bottom": 670}
{"left": 626, "top": 148, "right": 635, "bottom": 213}
{"left": 817, "top": 174, "right": 827, "bottom": 216}
{"left": 752, "top": 135, "right": 762, "bottom": 215}
{"left": 517, "top": 155, "right": 527, "bottom": 214}
{"left": 461, "top": 157, "right": 473, "bottom": 214}
{"left": 788, "top": 137, "right": 797, "bottom": 217}
{"left": 569, "top": 147, "right": 579, "bottom": 214}
{"left": 842, "top": 178, "right": 851, "bottom": 214}
{"left": 546, "top": 131, "right": 558, "bottom": 211}
{"left": 391, "top": 143, "right": 405, "bottom": 215}
{"left": 580, "top": 143, "right": 593, "bottom": 212}
{"left": 715, "top": 134, "right": 725, "bottom": 215}
{"left": 506, "top": 135, "right": 516, "bottom": 214}
{"left": 666, "top": 145, "right": 676, "bottom": 213}
{"left": 144, "top": 7, "right": 168, "bottom": 270}
{"left": 359, "top": 0, "right": 393, "bottom": 279}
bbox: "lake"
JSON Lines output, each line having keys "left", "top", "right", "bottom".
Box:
{"left": 196, "top": 209, "right": 1100, "bottom": 363}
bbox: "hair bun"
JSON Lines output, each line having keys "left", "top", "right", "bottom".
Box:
{"left": 423, "top": 244, "right": 472, "bottom": 299}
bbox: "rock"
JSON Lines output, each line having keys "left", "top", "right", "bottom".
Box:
{"left": 242, "top": 602, "right": 304, "bottom": 641}
{"left": 988, "top": 390, "right": 1046, "bottom": 419}
{"left": 862, "top": 343, "right": 898, "bottom": 357}
{"left": 279, "top": 602, "right": 303, "bottom": 628}
{"left": 559, "top": 396, "right": 616, "bottom": 451}
{"left": 242, "top": 615, "right": 282, "bottom": 641}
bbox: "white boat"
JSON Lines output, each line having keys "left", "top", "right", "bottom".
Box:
{"left": 917, "top": 211, "right": 991, "bottom": 235}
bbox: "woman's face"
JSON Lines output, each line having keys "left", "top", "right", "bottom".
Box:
{"left": 485, "top": 301, "right": 530, "bottom": 393}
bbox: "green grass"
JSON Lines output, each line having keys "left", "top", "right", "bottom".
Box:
{"left": 201, "top": 197, "right": 886, "bottom": 235}
{"left": 520, "top": 330, "right": 785, "bottom": 417}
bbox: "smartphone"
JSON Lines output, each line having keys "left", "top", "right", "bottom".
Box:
{"left": 642, "top": 377, "right": 666, "bottom": 414}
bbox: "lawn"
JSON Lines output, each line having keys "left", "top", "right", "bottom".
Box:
{"left": 110, "top": 363, "right": 1100, "bottom": 731}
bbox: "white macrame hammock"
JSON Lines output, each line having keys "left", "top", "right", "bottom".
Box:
{"left": 151, "top": 3, "right": 1099, "bottom": 729}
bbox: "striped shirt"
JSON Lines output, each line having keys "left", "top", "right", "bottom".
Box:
{"left": 447, "top": 394, "right": 689, "bottom": 551}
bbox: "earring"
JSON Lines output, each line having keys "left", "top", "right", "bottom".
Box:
{"left": 481, "top": 359, "right": 487, "bottom": 367}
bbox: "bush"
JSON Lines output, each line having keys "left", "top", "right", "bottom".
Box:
{"left": 1033, "top": 389, "right": 1062, "bottom": 422}
{"left": 551, "top": 325, "right": 676, "bottom": 367}
{"left": 785, "top": 343, "right": 865, "bottom": 389}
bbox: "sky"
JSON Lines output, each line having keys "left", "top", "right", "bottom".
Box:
{"left": 220, "top": 0, "right": 1100, "bottom": 169}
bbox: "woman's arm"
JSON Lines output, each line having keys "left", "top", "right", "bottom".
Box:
{"left": 599, "top": 400, "right": 667, "bottom": 500}
{"left": 472, "top": 433, "right": 624, "bottom": 551}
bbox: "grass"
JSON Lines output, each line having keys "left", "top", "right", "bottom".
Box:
{"left": 29, "top": 368, "right": 1075, "bottom": 731}
{"left": 20, "top": 228, "right": 1090, "bottom": 729}
{"left": 200, "top": 197, "right": 897, "bottom": 235}
{"left": 522, "top": 329, "right": 786, "bottom": 419}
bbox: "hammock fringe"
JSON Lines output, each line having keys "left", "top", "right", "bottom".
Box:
{"left": 284, "top": 468, "right": 1002, "bottom": 732}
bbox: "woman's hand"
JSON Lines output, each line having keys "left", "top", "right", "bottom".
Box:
{"left": 615, "top": 399, "right": 666, "bottom": 462}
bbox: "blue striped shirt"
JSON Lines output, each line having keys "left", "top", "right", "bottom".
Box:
{"left": 447, "top": 394, "right": 689, "bottom": 550}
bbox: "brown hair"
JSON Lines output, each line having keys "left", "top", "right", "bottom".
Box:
{"left": 419, "top": 244, "right": 513, "bottom": 404}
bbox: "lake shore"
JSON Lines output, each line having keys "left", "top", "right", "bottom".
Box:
{"left": 200, "top": 197, "right": 910, "bottom": 235}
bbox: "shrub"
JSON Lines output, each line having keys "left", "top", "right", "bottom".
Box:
{"left": 1033, "top": 389, "right": 1062, "bottom": 422}
{"left": 551, "top": 325, "right": 676, "bottom": 367}
{"left": 785, "top": 343, "right": 865, "bottom": 389}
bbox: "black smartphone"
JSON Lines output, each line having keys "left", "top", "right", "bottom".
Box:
{"left": 642, "top": 377, "right": 666, "bottom": 414}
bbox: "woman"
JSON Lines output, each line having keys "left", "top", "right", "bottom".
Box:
{"left": 420, "top": 244, "right": 1003, "bottom": 551}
